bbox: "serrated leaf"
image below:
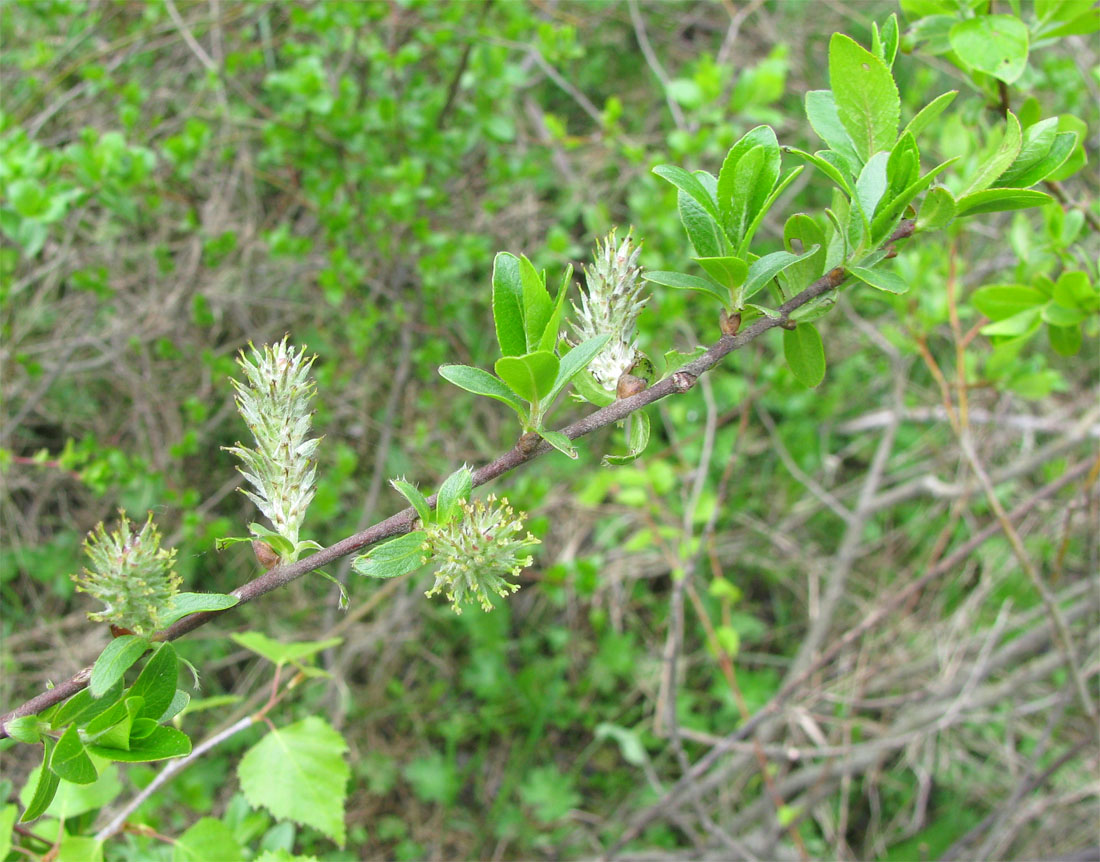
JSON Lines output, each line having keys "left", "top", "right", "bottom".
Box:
{"left": 439, "top": 365, "right": 527, "bottom": 419}
{"left": 51, "top": 724, "right": 98, "bottom": 784}
{"left": 174, "top": 817, "right": 244, "bottom": 862}
{"left": 949, "top": 14, "right": 1028, "bottom": 83}
{"left": 783, "top": 324, "right": 826, "bottom": 388}
{"left": 238, "top": 716, "right": 349, "bottom": 846}
{"left": 87, "top": 725, "right": 191, "bottom": 762}
{"left": 390, "top": 478, "right": 431, "bottom": 525}
{"left": 955, "top": 188, "right": 1054, "bottom": 217}
{"left": 539, "top": 429, "right": 577, "bottom": 459}
{"left": 230, "top": 631, "right": 344, "bottom": 667}
{"left": 644, "top": 270, "right": 728, "bottom": 306}
{"left": 351, "top": 532, "right": 428, "bottom": 580}
{"left": 160, "top": 592, "right": 239, "bottom": 627}
{"left": 436, "top": 466, "right": 473, "bottom": 523}
{"left": 742, "top": 245, "right": 822, "bottom": 304}
{"left": 848, "top": 266, "right": 909, "bottom": 294}
{"left": 495, "top": 351, "right": 559, "bottom": 404}
{"left": 20, "top": 738, "right": 59, "bottom": 822}
{"left": 829, "top": 34, "right": 900, "bottom": 161}
{"left": 544, "top": 334, "right": 611, "bottom": 407}
{"left": 90, "top": 636, "right": 149, "bottom": 698}
{"left": 128, "top": 643, "right": 178, "bottom": 722}
{"left": 491, "top": 252, "right": 525, "bottom": 357}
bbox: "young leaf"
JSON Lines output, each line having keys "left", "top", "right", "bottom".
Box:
{"left": 778, "top": 214, "right": 827, "bottom": 295}
{"left": 954, "top": 188, "right": 1054, "bottom": 217}
{"left": 829, "top": 33, "right": 900, "bottom": 161}
{"left": 351, "top": 532, "right": 428, "bottom": 580}
{"left": 84, "top": 696, "right": 142, "bottom": 750}
{"left": 783, "top": 324, "right": 826, "bottom": 388}
{"left": 644, "top": 270, "right": 728, "bottom": 306}
{"left": 739, "top": 165, "right": 806, "bottom": 257}
{"left": 872, "top": 14, "right": 899, "bottom": 67}
{"left": 602, "top": 411, "right": 651, "bottom": 467}
{"left": 1048, "top": 324, "right": 1083, "bottom": 356}
{"left": 804, "top": 91, "right": 862, "bottom": 174}
{"left": 436, "top": 466, "right": 473, "bottom": 523}
{"left": 160, "top": 592, "right": 239, "bottom": 627}
{"left": 717, "top": 126, "right": 781, "bottom": 247}
{"left": 90, "top": 635, "right": 150, "bottom": 698}
{"left": 495, "top": 351, "right": 560, "bottom": 405}
{"left": 492, "top": 252, "right": 525, "bottom": 358}
{"left": 848, "top": 265, "right": 909, "bottom": 294}
{"left": 971, "top": 285, "right": 1047, "bottom": 320}
{"left": 652, "top": 164, "right": 722, "bottom": 222}
{"left": 571, "top": 369, "right": 616, "bottom": 407}
{"left": 5, "top": 716, "right": 42, "bottom": 745}
{"left": 237, "top": 716, "right": 350, "bottom": 846}
{"left": 902, "top": 91, "right": 958, "bottom": 140}
{"left": 20, "top": 739, "right": 59, "bottom": 822}
{"left": 50, "top": 724, "right": 98, "bottom": 785}
{"left": 949, "top": 14, "right": 1029, "bottom": 83}
{"left": 916, "top": 186, "right": 956, "bottom": 232}
{"left": 543, "top": 334, "right": 611, "bottom": 407}
{"left": 128, "top": 643, "right": 179, "bottom": 722}
{"left": 230, "top": 631, "right": 344, "bottom": 667}
{"left": 694, "top": 256, "right": 748, "bottom": 291}
{"left": 538, "top": 264, "right": 573, "bottom": 353}
{"left": 855, "top": 151, "right": 890, "bottom": 228}
{"left": 51, "top": 681, "right": 124, "bottom": 729}
{"left": 439, "top": 365, "right": 527, "bottom": 419}
{"left": 390, "top": 478, "right": 431, "bottom": 525}
{"left": 87, "top": 724, "right": 191, "bottom": 761}
{"left": 174, "top": 817, "right": 244, "bottom": 862}
{"left": 959, "top": 111, "right": 1022, "bottom": 197}
{"left": 678, "top": 190, "right": 726, "bottom": 258}
{"left": 519, "top": 256, "right": 552, "bottom": 353}
{"left": 996, "top": 130, "right": 1078, "bottom": 188}
{"left": 742, "top": 245, "right": 823, "bottom": 304}
{"left": 870, "top": 158, "right": 956, "bottom": 244}
{"left": 784, "top": 146, "right": 855, "bottom": 196}
{"left": 538, "top": 428, "right": 577, "bottom": 459}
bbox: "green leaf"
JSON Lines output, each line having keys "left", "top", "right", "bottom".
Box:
{"left": 544, "top": 334, "right": 612, "bottom": 407}
{"left": 160, "top": 592, "right": 239, "bottom": 627}
{"left": 740, "top": 165, "right": 806, "bottom": 257}
{"left": 955, "top": 188, "right": 1054, "bottom": 217}
{"left": 902, "top": 91, "right": 958, "bottom": 140}
{"left": 158, "top": 690, "right": 190, "bottom": 724}
{"left": 238, "top": 716, "right": 349, "bottom": 846}
{"left": 778, "top": 214, "right": 827, "bottom": 295}
{"left": 949, "top": 15, "right": 1028, "bottom": 83}
{"left": 538, "top": 264, "right": 572, "bottom": 353}
{"left": 90, "top": 636, "right": 150, "bottom": 698}
{"left": 5, "top": 715, "right": 42, "bottom": 744}
{"left": 742, "top": 245, "right": 822, "bottom": 304}
{"left": 996, "top": 131, "right": 1078, "bottom": 188}
{"left": 519, "top": 255, "right": 552, "bottom": 354}
{"left": 491, "top": 252, "right": 525, "bottom": 357}
{"left": 855, "top": 151, "right": 890, "bottom": 226}
{"left": 784, "top": 146, "right": 855, "bottom": 196}
{"left": 694, "top": 256, "right": 747, "bottom": 290}
{"left": 1052, "top": 271, "right": 1097, "bottom": 312}
{"left": 849, "top": 266, "right": 909, "bottom": 294}
{"left": 594, "top": 723, "right": 647, "bottom": 766}
{"left": 538, "top": 428, "right": 577, "bottom": 459}
{"left": 51, "top": 724, "right": 98, "bottom": 784}
{"left": 980, "top": 306, "right": 1043, "bottom": 337}
{"left": 829, "top": 33, "right": 900, "bottom": 161}
{"left": 230, "top": 631, "right": 344, "bottom": 667}
{"left": 57, "top": 835, "right": 104, "bottom": 862}
{"left": 495, "top": 351, "right": 559, "bottom": 404}
{"left": 571, "top": 370, "right": 616, "bottom": 407}
{"left": 20, "top": 738, "right": 60, "bottom": 822}
{"left": 870, "top": 158, "right": 956, "bottom": 244}
{"left": 717, "top": 126, "right": 781, "bottom": 247}
{"left": 916, "top": 186, "right": 956, "bottom": 231}
{"left": 19, "top": 762, "right": 123, "bottom": 821}
{"left": 1048, "top": 324, "right": 1082, "bottom": 356}
{"left": 603, "top": 411, "right": 651, "bottom": 466}
{"left": 51, "top": 681, "right": 124, "bottom": 729}
{"left": 885, "top": 132, "right": 920, "bottom": 201}
{"left": 439, "top": 365, "right": 527, "bottom": 419}
{"left": 174, "top": 817, "right": 244, "bottom": 862}
{"left": 644, "top": 270, "right": 728, "bottom": 306}
{"left": 390, "top": 478, "right": 431, "bottom": 525}
{"left": 783, "top": 324, "right": 826, "bottom": 388}
{"left": 653, "top": 164, "right": 722, "bottom": 222}
{"left": 84, "top": 696, "right": 142, "bottom": 750}
{"left": 872, "top": 14, "right": 900, "bottom": 67}
{"left": 972, "top": 285, "right": 1048, "bottom": 320}
{"left": 86, "top": 724, "right": 191, "bottom": 761}
{"left": 677, "top": 188, "right": 726, "bottom": 258}
{"left": 804, "top": 90, "right": 861, "bottom": 173}
{"left": 960, "top": 111, "right": 1022, "bottom": 197}
{"left": 128, "top": 643, "right": 178, "bottom": 722}
{"left": 436, "top": 466, "right": 473, "bottom": 523}
{"left": 351, "top": 532, "right": 428, "bottom": 580}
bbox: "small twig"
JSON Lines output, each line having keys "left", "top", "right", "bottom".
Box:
{"left": 627, "top": 0, "right": 687, "bottom": 131}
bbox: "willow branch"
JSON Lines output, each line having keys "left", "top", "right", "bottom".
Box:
{"left": 0, "top": 222, "right": 912, "bottom": 736}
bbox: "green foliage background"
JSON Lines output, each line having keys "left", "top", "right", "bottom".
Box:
{"left": 1, "top": 1, "right": 1097, "bottom": 860}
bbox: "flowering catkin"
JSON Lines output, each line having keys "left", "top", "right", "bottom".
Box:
{"left": 569, "top": 229, "right": 647, "bottom": 394}
{"left": 224, "top": 337, "right": 320, "bottom": 553}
